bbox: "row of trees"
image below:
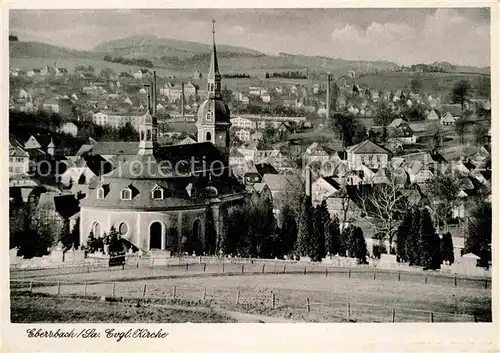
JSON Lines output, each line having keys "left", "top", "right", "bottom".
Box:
{"left": 265, "top": 71, "right": 307, "bottom": 79}
{"left": 222, "top": 73, "right": 250, "bottom": 78}
{"left": 296, "top": 200, "right": 368, "bottom": 263}
{"left": 103, "top": 55, "right": 154, "bottom": 68}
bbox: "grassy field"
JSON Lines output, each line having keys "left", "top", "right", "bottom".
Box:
{"left": 11, "top": 266, "right": 491, "bottom": 323}
{"left": 11, "top": 292, "right": 235, "bottom": 323}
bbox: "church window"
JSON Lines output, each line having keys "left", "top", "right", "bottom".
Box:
{"left": 216, "top": 83, "right": 221, "bottom": 91}
{"left": 121, "top": 188, "right": 132, "bottom": 200}
{"left": 152, "top": 187, "right": 163, "bottom": 200}
{"left": 141, "top": 131, "right": 145, "bottom": 140}
{"left": 118, "top": 222, "right": 129, "bottom": 236}
{"left": 97, "top": 187, "right": 105, "bottom": 199}
{"left": 206, "top": 110, "right": 212, "bottom": 121}
{"left": 209, "top": 83, "right": 214, "bottom": 92}
{"left": 146, "top": 129, "right": 151, "bottom": 141}
{"left": 206, "top": 131, "right": 212, "bottom": 141}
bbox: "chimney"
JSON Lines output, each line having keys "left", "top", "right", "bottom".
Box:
{"left": 305, "top": 166, "right": 312, "bottom": 198}
{"left": 146, "top": 85, "right": 151, "bottom": 114}
{"left": 181, "top": 82, "right": 185, "bottom": 118}
{"left": 152, "top": 71, "right": 157, "bottom": 115}
{"left": 326, "top": 72, "right": 331, "bottom": 123}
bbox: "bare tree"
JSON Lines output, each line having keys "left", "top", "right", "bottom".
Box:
{"left": 358, "top": 172, "right": 409, "bottom": 253}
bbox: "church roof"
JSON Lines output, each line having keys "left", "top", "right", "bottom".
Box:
{"left": 347, "top": 140, "right": 390, "bottom": 155}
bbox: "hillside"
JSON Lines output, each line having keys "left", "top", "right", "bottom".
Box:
{"left": 9, "top": 41, "right": 95, "bottom": 59}
{"left": 93, "top": 36, "right": 266, "bottom": 58}
{"left": 9, "top": 38, "right": 489, "bottom": 80}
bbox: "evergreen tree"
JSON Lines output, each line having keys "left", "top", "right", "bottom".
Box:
{"left": 326, "top": 216, "right": 341, "bottom": 255}
{"left": 420, "top": 208, "right": 440, "bottom": 270}
{"left": 440, "top": 232, "right": 455, "bottom": 264}
{"left": 296, "top": 197, "right": 313, "bottom": 257}
{"left": 465, "top": 201, "right": 492, "bottom": 268}
{"left": 396, "top": 209, "right": 413, "bottom": 262}
{"left": 405, "top": 207, "right": 422, "bottom": 266}
{"left": 339, "top": 224, "right": 352, "bottom": 256}
{"left": 348, "top": 227, "right": 367, "bottom": 264}
{"left": 309, "top": 202, "right": 329, "bottom": 261}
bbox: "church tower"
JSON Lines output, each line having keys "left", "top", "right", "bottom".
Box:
{"left": 196, "top": 19, "right": 231, "bottom": 163}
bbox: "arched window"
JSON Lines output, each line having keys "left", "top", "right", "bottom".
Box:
{"left": 121, "top": 188, "right": 132, "bottom": 200}
{"left": 152, "top": 188, "right": 163, "bottom": 200}
{"left": 209, "top": 83, "right": 214, "bottom": 92}
{"left": 216, "top": 83, "right": 221, "bottom": 91}
{"left": 92, "top": 222, "right": 101, "bottom": 237}
{"left": 146, "top": 129, "right": 151, "bottom": 141}
{"left": 206, "top": 110, "right": 212, "bottom": 121}
{"left": 97, "top": 187, "right": 105, "bottom": 199}
{"left": 118, "top": 222, "right": 128, "bottom": 236}
{"left": 206, "top": 131, "right": 212, "bottom": 141}
{"left": 141, "top": 131, "right": 145, "bottom": 140}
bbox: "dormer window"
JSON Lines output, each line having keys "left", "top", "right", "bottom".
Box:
{"left": 152, "top": 185, "right": 164, "bottom": 200}
{"left": 97, "top": 187, "right": 105, "bottom": 199}
{"left": 121, "top": 188, "right": 132, "bottom": 200}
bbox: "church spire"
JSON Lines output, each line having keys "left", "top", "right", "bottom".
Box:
{"left": 207, "top": 19, "right": 221, "bottom": 99}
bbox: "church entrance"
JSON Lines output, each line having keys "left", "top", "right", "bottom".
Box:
{"left": 149, "top": 222, "right": 163, "bottom": 250}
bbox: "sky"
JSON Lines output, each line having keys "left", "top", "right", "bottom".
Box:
{"left": 9, "top": 8, "right": 491, "bottom": 67}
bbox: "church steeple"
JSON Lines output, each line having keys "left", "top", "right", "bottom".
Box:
{"left": 207, "top": 19, "right": 221, "bottom": 100}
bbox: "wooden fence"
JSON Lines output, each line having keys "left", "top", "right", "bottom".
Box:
{"left": 10, "top": 259, "right": 492, "bottom": 290}
{"left": 10, "top": 279, "right": 480, "bottom": 323}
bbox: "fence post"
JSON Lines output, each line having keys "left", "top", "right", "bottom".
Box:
{"left": 398, "top": 272, "right": 401, "bottom": 281}
{"left": 84, "top": 282, "right": 88, "bottom": 296}
{"left": 349, "top": 268, "right": 351, "bottom": 279}
{"left": 136, "top": 261, "right": 139, "bottom": 269}
{"left": 484, "top": 279, "right": 488, "bottom": 289}
{"left": 185, "top": 263, "right": 188, "bottom": 272}
{"left": 306, "top": 297, "right": 310, "bottom": 312}
{"left": 454, "top": 276, "right": 457, "bottom": 286}
{"left": 241, "top": 264, "right": 244, "bottom": 274}
{"left": 274, "top": 262, "right": 277, "bottom": 274}
{"left": 304, "top": 266, "right": 307, "bottom": 275}
{"left": 262, "top": 264, "right": 265, "bottom": 273}
{"left": 391, "top": 308, "right": 396, "bottom": 323}
{"left": 172, "top": 285, "right": 176, "bottom": 299}
{"left": 112, "top": 283, "right": 116, "bottom": 297}
{"left": 57, "top": 282, "right": 61, "bottom": 295}
{"left": 87, "top": 265, "right": 90, "bottom": 273}
{"left": 236, "top": 289, "right": 240, "bottom": 304}
{"left": 325, "top": 268, "right": 328, "bottom": 277}
{"left": 29, "top": 281, "right": 33, "bottom": 294}
{"left": 142, "top": 284, "right": 147, "bottom": 299}
{"left": 429, "top": 311, "right": 434, "bottom": 323}
{"left": 425, "top": 274, "right": 428, "bottom": 284}
{"left": 271, "top": 292, "right": 275, "bottom": 308}
{"left": 202, "top": 287, "right": 207, "bottom": 301}
{"left": 347, "top": 303, "right": 351, "bottom": 321}
{"left": 122, "top": 263, "right": 125, "bottom": 271}
{"left": 222, "top": 263, "right": 225, "bottom": 273}
{"left": 204, "top": 263, "right": 207, "bottom": 272}
{"left": 283, "top": 264, "right": 286, "bottom": 274}
{"left": 373, "top": 269, "right": 376, "bottom": 280}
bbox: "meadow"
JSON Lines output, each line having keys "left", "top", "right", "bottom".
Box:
{"left": 11, "top": 264, "right": 491, "bottom": 323}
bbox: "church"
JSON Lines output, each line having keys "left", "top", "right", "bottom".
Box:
{"left": 79, "top": 22, "right": 247, "bottom": 255}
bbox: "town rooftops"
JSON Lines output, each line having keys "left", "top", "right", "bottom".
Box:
{"left": 347, "top": 140, "right": 390, "bottom": 155}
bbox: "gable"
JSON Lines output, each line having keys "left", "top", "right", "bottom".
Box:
{"left": 24, "top": 136, "right": 42, "bottom": 150}
{"left": 350, "top": 140, "right": 389, "bottom": 155}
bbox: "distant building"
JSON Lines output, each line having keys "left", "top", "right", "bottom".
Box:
{"left": 92, "top": 111, "right": 142, "bottom": 131}
{"left": 346, "top": 140, "right": 390, "bottom": 169}
{"left": 58, "top": 122, "right": 78, "bottom": 137}
{"left": 9, "top": 146, "right": 30, "bottom": 176}
{"left": 133, "top": 69, "right": 151, "bottom": 79}
{"left": 42, "top": 98, "right": 60, "bottom": 113}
